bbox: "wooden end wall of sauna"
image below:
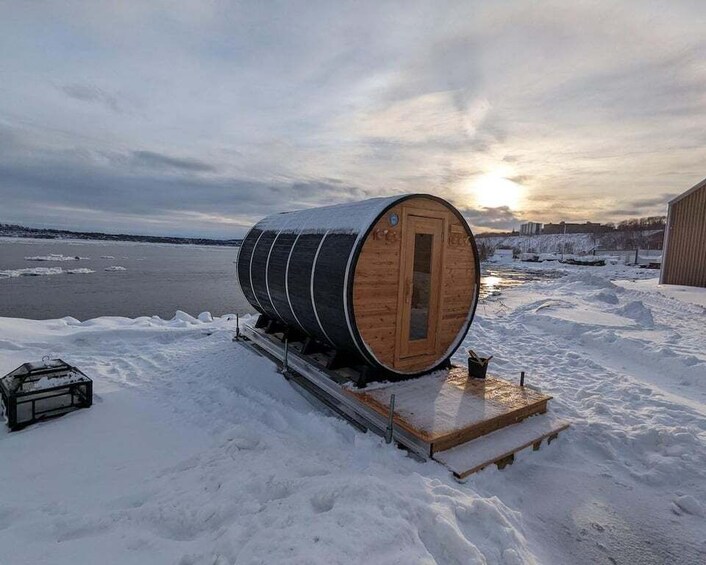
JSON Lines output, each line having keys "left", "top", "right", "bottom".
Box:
{"left": 352, "top": 196, "right": 478, "bottom": 372}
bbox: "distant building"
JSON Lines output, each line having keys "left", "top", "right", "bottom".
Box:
{"left": 520, "top": 221, "right": 542, "bottom": 236}
{"left": 660, "top": 178, "right": 706, "bottom": 288}
{"left": 541, "top": 221, "right": 608, "bottom": 235}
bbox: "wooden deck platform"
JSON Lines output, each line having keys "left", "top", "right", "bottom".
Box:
{"left": 240, "top": 322, "right": 569, "bottom": 476}
{"left": 346, "top": 368, "right": 552, "bottom": 454}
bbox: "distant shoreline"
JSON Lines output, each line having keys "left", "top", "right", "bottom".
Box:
{"left": 0, "top": 223, "right": 242, "bottom": 247}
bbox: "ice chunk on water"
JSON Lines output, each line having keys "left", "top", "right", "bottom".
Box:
{"left": 0, "top": 267, "right": 95, "bottom": 278}
{"left": 25, "top": 254, "right": 88, "bottom": 261}
{"left": 0, "top": 267, "right": 65, "bottom": 278}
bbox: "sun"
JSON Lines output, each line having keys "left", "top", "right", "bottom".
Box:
{"left": 471, "top": 173, "right": 524, "bottom": 209}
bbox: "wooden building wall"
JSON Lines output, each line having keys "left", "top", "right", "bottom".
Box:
{"left": 661, "top": 178, "right": 706, "bottom": 288}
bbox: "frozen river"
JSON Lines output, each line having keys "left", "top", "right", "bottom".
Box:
{"left": 0, "top": 238, "right": 250, "bottom": 320}
{"left": 0, "top": 238, "right": 559, "bottom": 320}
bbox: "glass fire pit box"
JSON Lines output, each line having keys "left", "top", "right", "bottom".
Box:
{"left": 0, "top": 359, "right": 92, "bottom": 431}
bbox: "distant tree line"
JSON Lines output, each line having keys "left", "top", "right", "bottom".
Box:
{"left": 606, "top": 216, "right": 666, "bottom": 232}
{"left": 0, "top": 223, "right": 242, "bottom": 247}
{"left": 478, "top": 215, "right": 667, "bottom": 238}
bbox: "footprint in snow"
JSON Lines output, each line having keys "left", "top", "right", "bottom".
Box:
{"left": 310, "top": 491, "right": 335, "bottom": 513}
{"left": 672, "top": 495, "right": 703, "bottom": 517}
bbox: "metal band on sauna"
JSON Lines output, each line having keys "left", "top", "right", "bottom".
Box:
{"left": 264, "top": 229, "right": 284, "bottom": 322}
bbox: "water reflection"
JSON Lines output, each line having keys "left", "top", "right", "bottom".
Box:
{"left": 479, "top": 266, "right": 563, "bottom": 299}
{"left": 481, "top": 275, "right": 504, "bottom": 298}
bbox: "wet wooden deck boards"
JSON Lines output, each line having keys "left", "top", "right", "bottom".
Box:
{"left": 346, "top": 368, "right": 551, "bottom": 453}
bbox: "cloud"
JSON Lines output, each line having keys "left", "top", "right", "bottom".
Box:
{"left": 131, "top": 150, "right": 217, "bottom": 173}
{"left": 60, "top": 84, "right": 124, "bottom": 113}
{"left": 460, "top": 206, "right": 522, "bottom": 232}
{"left": 602, "top": 193, "right": 677, "bottom": 219}
{"left": 0, "top": 1, "right": 704, "bottom": 236}
{"left": 624, "top": 194, "right": 678, "bottom": 209}
{"left": 0, "top": 132, "right": 366, "bottom": 237}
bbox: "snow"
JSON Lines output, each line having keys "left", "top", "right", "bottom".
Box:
{"left": 0, "top": 312, "right": 536, "bottom": 564}
{"left": 561, "top": 254, "right": 605, "bottom": 265}
{"left": 197, "top": 311, "right": 214, "bottom": 323}
{"left": 0, "top": 359, "right": 90, "bottom": 393}
{"left": 21, "top": 371, "right": 90, "bottom": 392}
{"left": 519, "top": 252, "right": 538, "bottom": 262}
{"left": 614, "top": 278, "right": 706, "bottom": 309}
{"left": 434, "top": 413, "right": 568, "bottom": 478}
{"left": 353, "top": 373, "right": 549, "bottom": 438}
{"left": 255, "top": 195, "right": 402, "bottom": 234}
{"left": 479, "top": 230, "right": 663, "bottom": 256}
{"left": 0, "top": 265, "right": 704, "bottom": 564}
{"left": 482, "top": 233, "right": 600, "bottom": 254}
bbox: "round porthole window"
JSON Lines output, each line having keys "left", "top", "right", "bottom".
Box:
{"left": 389, "top": 213, "right": 399, "bottom": 227}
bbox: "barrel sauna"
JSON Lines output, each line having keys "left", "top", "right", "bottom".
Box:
{"left": 237, "top": 194, "right": 480, "bottom": 378}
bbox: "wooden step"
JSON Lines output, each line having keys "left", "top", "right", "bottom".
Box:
{"left": 432, "top": 413, "right": 570, "bottom": 479}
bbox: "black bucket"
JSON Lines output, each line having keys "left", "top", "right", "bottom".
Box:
{"left": 467, "top": 351, "right": 491, "bottom": 379}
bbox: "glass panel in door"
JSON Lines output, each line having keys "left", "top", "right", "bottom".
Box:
{"left": 409, "top": 233, "right": 433, "bottom": 340}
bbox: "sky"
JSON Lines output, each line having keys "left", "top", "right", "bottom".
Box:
{"left": 0, "top": 1, "right": 704, "bottom": 238}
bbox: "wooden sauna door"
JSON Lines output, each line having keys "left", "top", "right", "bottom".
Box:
{"left": 397, "top": 215, "right": 444, "bottom": 360}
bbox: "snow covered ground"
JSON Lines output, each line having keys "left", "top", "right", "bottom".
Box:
{"left": 479, "top": 230, "right": 663, "bottom": 256}
{"left": 0, "top": 267, "right": 704, "bottom": 564}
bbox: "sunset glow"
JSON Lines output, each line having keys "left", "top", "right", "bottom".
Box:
{"left": 471, "top": 174, "right": 525, "bottom": 210}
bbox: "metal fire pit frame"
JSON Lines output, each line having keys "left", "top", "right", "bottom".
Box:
{"left": 0, "top": 359, "right": 92, "bottom": 431}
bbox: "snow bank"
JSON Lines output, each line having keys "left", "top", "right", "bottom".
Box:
{"left": 615, "top": 278, "right": 706, "bottom": 309}
{"left": 481, "top": 232, "right": 598, "bottom": 254}
{"left": 197, "top": 311, "right": 213, "bottom": 323}
{"left": 463, "top": 267, "right": 705, "bottom": 563}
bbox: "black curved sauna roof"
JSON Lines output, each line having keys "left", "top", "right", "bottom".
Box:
{"left": 251, "top": 195, "right": 403, "bottom": 235}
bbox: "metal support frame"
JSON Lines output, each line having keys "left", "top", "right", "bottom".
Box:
{"left": 241, "top": 323, "right": 431, "bottom": 460}
{"left": 385, "top": 394, "right": 396, "bottom": 444}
